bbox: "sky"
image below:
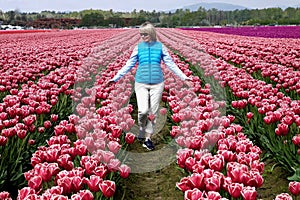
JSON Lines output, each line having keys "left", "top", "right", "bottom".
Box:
{"left": 0, "top": 0, "right": 299, "bottom": 13}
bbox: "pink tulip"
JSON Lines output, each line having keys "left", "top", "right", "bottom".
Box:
{"left": 275, "top": 193, "right": 293, "bottom": 200}
{"left": 107, "top": 140, "right": 121, "bottom": 154}
{"left": 204, "top": 173, "right": 222, "bottom": 192}
{"left": 107, "top": 158, "right": 121, "bottom": 172}
{"left": 205, "top": 191, "right": 222, "bottom": 200}
{"left": 71, "top": 190, "right": 94, "bottom": 200}
{"left": 241, "top": 186, "right": 257, "bottom": 200}
{"left": 159, "top": 107, "right": 167, "bottom": 115}
{"left": 99, "top": 180, "right": 116, "bottom": 198}
{"left": 44, "top": 120, "right": 52, "bottom": 129}
{"left": 184, "top": 188, "right": 203, "bottom": 200}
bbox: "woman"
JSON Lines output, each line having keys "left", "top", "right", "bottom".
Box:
{"left": 107, "top": 22, "right": 192, "bottom": 150}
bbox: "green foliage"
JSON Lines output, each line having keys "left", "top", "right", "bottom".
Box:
{"left": 2, "top": 7, "right": 300, "bottom": 28}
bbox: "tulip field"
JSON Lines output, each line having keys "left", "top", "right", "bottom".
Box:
{"left": 0, "top": 26, "right": 299, "bottom": 200}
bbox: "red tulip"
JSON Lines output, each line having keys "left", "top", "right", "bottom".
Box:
{"left": 0, "top": 191, "right": 12, "bottom": 200}
{"left": 17, "top": 187, "right": 36, "bottom": 200}
{"left": 93, "top": 165, "right": 108, "bottom": 178}
{"left": 110, "top": 125, "right": 122, "bottom": 138}
{"left": 86, "top": 175, "right": 102, "bottom": 192}
{"left": 118, "top": 164, "right": 131, "bottom": 178}
{"left": 23, "top": 114, "right": 36, "bottom": 126}
{"left": 125, "top": 132, "right": 135, "bottom": 144}
{"left": 99, "top": 180, "right": 116, "bottom": 198}
{"left": 44, "top": 120, "right": 52, "bottom": 129}
{"left": 289, "top": 181, "right": 300, "bottom": 196}
{"left": 208, "top": 155, "right": 225, "bottom": 172}
{"left": 227, "top": 182, "right": 243, "bottom": 198}
{"left": 0, "top": 136, "right": 8, "bottom": 146}
{"left": 28, "top": 175, "right": 42, "bottom": 191}
{"left": 57, "top": 177, "right": 73, "bottom": 194}
{"left": 188, "top": 173, "right": 205, "bottom": 190}
{"left": 176, "top": 177, "right": 193, "bottom": 192}
{"left": 51, "top": 114, "right": 59, "bottom": 122}
{"left": 71, "top": 176, "right": 84, "bottom": 193}
{"left": 292, "top": 135, "right": 300, "bottom": 146}
{"left": 275, "top": 123, "right": 289, "bottom": 136}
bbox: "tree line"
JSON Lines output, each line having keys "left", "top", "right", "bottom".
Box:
{"left": 0, "top": 7, "right": 299, "bottom": 29}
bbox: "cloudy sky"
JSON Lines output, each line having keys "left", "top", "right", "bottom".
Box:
{"left": 1, "top": 0, "right": 299, "bottom": 12}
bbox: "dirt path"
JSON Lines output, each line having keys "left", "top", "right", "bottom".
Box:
{"left": 114, "top": 105, "right": 188, "bottom": 200}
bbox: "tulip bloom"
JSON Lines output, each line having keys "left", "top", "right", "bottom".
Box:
{"left": 289, "top": 181, "right": 300, "bottom": 196}
{"left": 275, "top": 193, "right": 293, "bottom": 200}
{"left": 99, "top": 180, "right": 116, "bottom": 198}
{"left": 241, "top": 186, "right": 257, "bottom": 200}
{"left": 227, "top": 182, "right": 243, "bottom": 198}
{"left": 125, "top": 132, "right": 135, "bottom": 144}
{"left": 184, "top": 188, "right": 203, "bottom": 200}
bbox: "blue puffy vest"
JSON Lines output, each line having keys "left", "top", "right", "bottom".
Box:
{"left": 135, "top": 41, "right": 163, "bottom": 84}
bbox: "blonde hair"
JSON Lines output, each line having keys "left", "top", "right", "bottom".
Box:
{"left": 139, "top": 22, "right": 157, "bottom": 41}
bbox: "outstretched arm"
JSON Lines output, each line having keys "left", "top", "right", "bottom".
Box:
{"left": 161, "top": 44, "right": 191, "bottom": 81}
{"left": 111, "top": 45, "right": 138, "bottom": 82}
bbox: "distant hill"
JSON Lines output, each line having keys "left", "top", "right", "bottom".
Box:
{"left": 168, "top": 2, "right": 248, "bottom": 12}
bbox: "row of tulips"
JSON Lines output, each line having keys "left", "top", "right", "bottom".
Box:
{"left": 159, "top": 49, "right": 264, "bottom": 199}
{"left": 180, "top": 29, "right": 300, "bottom": 70}
{"left": 0, "top": 29, "right": 140, "bottom": 199}
{"left": 159, "top": 28, "right": 300, "bottom": 139}
{"left": 180, "top": 30, "right": 300, "bottom": 98}
{"left": 0, "top": 29, "right": 123, "bottom": 96}
{"left": 0, "top": 29, "right": 137, "bottom": 195}
{"left": 181, "top": 26, "right": 300, "bottom": 39}
{"left": 157, "top": 30, "right": 300, "bottom": 199}
{"left": 0, "top": 29, "right": 126, "bottom": 190}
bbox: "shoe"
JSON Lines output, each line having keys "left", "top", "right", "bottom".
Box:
{"left": 143, "top": 139, "right": 155, "bottom": 151}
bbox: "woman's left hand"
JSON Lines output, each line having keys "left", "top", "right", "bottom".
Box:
{"left": 184, "top": 77, "right": 193, "bottom": 87}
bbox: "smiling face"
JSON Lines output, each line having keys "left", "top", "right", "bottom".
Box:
{"left": 140, "top": 32, "right": 151, "bottom": 42}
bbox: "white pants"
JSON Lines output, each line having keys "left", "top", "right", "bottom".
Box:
{"left": 134, "top": 81, "right": 164, "bottom": 135}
